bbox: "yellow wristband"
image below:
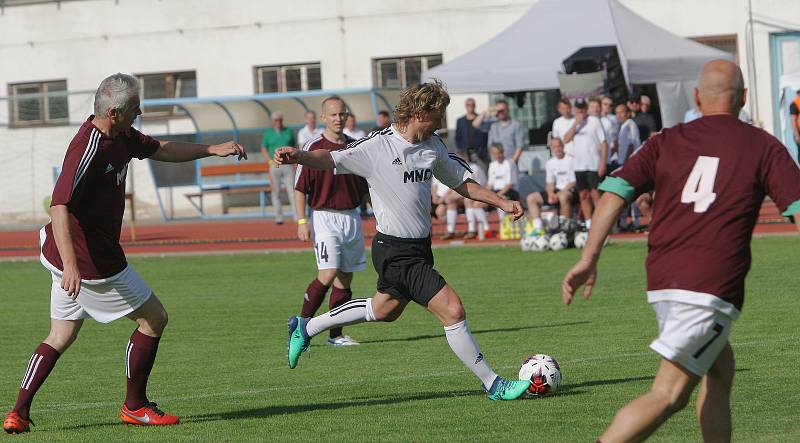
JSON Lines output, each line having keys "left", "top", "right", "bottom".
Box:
{"left": 297, "top": 218, "right": 308, "bottom": 225}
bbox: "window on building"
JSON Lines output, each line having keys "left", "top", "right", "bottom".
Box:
{"left": 137, "top": 71, "right": 197, "bottom": 116}
{"left": 255, "top": 63, "right": 322, "bottom": 93}
{"left": 691, "top": 35, "right": 739, "bottom": 62}
{"left": 7, "top": 80, "right": 68, "bottom": 127}
{"left": 372, "top": 54, "right": 443, "bottom": 88}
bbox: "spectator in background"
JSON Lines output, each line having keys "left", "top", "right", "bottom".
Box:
{"left": 486, "top": 142, "right": 519, "bottom": 229}
{"left": 561, "top": 98, "right": 606, "bottom": 231}
{"left": 455, "top": 97, "right": 489, "bottom": 170}
{"left": 684, "top": 105, "right": 702, "bottom": 123}
{"left": 634, "top": 95, "right": 659, "bottom": 142}
{"left": 526, "top": 138, "right": 576, "bottom": 236}
{"left": 343, "top": 113, "right": 366, "bottom": 140}
{"left": 626, "top": 95, "right": 640, "bottom": 118}
{"left": 371, "top": 110, "right": 391, "bottom": 133}
{"left": 792, "top": 89, "right": 800, "bottom": 145}
{"left": 473, "top": 100, "right": 524, "bottom": 165}
{"left": 297, "top": 110, "right": 324, "bottom": 148}
{"left": 616, "top": 103, "right": 640, "bottom": 166}
{"left": 590, "top": 98, "right": 618, "bottom": 171}
{"left": 551, "top": 97, "right": 575, "bottom": 156}
{"left": 262, "top": 112, "right": 297, "bottom": 225}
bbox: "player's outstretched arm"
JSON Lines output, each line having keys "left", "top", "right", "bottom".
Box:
{"left": 455, "top": 179, "right": 523, "bottom": 220}
{"left": 151, "top": 140, "right": 247, "bottom": 162}
{"left": 274, "top": 146, "right": 334, "bottom": 170}
{"left": 562, "top": 192, "right": 626, "bottom": 305}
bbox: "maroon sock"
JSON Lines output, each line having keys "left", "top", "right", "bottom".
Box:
{"left": 328, "top": 287, "right": 353, "bottom": 339}
{"left": 13, "top": 343, "right": 60, "bottom": 420}
{"left": 125, "top": 329, "right": 161, "bottom": 411}
{"left": 301, "top": 278, "right": 330, "bottom": 318}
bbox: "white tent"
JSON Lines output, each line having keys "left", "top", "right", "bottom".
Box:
{"left": 423, "top": 0, "right": 732, "bottom": 128}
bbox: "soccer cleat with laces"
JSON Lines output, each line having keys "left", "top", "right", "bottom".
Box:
{"left": 287, "top": 316, "right": 311, "bottom": 369}
{"left": 327, "top": 335, "right": 360, "bottom": 346}
{"left": 120, "top": 401, "right": 179, "bottom": 426}
{"left": 486, "top": 376, "right": 531, "bottom": 401}
{"left": 3, "top": 411, "right": 31, "bottom": 434}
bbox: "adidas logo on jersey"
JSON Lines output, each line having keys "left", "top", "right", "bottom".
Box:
{"left": 392, "top": 157, "right": 402, "bottom": 165}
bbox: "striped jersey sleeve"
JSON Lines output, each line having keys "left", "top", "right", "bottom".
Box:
{"left": 432, "top": 136, "right": 472, "bottom": 189}
{"left": 51, "top": 127, "right": 101, "bottom": 207}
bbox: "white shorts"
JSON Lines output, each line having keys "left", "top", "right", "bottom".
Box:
{"left": 47, "top": 265, "right": 153, "bottom": 324}
{"left": 311, "top": 208, "right": 367, "bottom": 272}
{"left": 649, "top": 301, "right": 733, "bottom": 376}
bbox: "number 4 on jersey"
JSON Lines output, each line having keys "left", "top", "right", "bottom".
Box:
{"left": 681, "top": 156, "right": 719, "bottom": 213}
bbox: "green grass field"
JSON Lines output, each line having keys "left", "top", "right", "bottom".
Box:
{"left": 1, "top": 237, "right": 798, "bottom": 442}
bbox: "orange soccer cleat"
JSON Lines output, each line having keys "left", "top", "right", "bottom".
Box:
{"left": 3, "top": 411, "right": 31, "bottom": 434}
{"left": 120, "top": 402, "right": 179, "bottom": 426}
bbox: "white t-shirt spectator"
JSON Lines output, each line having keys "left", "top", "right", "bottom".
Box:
{"left": 571, "top": 116, "right": 606, "bottom": 171}
{"left": 297, "top": 126, "right": 324, "bottom": 148}
{"left": 344, "top": 127, "right": 366, "bottom": 140}
{"left": 487, "top": 159, "right": 518, "bottom": 192}
{"left": 545, "top": 156, "right": 576, "bottom": 191}
{"left": 551, "top": 116, "right": 575, "bottom": 156}
{"left": 617, "top": 119, "right": 641, "bottom": 165}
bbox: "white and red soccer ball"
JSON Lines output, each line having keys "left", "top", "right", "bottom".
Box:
{"left": 518, "top": 354, "right": 562, "bottom": 396}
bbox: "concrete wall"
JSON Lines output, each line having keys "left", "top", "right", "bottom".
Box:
{"left": 1, "top": 0, "right": 797, "bottom": 223}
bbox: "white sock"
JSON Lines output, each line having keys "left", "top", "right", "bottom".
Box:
{"left": 305, "top": 298, "right": 375, "bottom": 337}
{"left": 444, "top": 320, "right": 497, "bottom": 390}
{"left": 533, "top": 218, "right": 543, "bottom": 230}
{"left": 586, "top": 218, "right": 592, "bottom": 230}
{"left": 475, "top": 209, "right": 489, "bottom": 230}
{"left": 465, "top": 208, "right": 476, "bottom": 232}
{"left": 446, "top": 209, "right": 457, "bottom": 233}
{"left": 496, "top": 209, "right": 505, "bottom": 223}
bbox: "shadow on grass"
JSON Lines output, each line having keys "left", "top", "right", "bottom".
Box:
{"left": 559, "top": 367, "right": 751, "bottom": 395}
{"left": 185, "top": 389, "right": 479, "bottom": 423}
{"left": 357, "top": 321, "right": 592, "bottom": 345}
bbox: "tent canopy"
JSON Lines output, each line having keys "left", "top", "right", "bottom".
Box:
{"left": 423, "top": 0, "right": 731, "bottom": 94}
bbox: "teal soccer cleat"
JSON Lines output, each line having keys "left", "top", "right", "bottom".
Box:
{"left": 486, "top": 376, "right": 531, "bottom": 400}
{"left": 287, "top": 316, "right": 311, "bottom": 369}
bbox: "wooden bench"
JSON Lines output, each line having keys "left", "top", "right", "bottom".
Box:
{"left": 185, "top": 162, "right": 272, "bottom": 216}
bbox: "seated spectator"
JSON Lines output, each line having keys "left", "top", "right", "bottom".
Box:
{"left": 486, "top": 142, "right": 519, "bottom": 229}
{"left": 344, "top": 114, "right": 366, "bottom": 140}
{"left": 526, "top": 138, "right": 576, "bottom": 236}
{"left": 462, "top": 150, "right": 490, "bottom": 239}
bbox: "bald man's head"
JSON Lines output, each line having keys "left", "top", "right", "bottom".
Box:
{"left": 695, "top": 59, "right": 746, "bottom": 116}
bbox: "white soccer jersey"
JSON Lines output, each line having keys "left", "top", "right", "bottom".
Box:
{"left": 545, "top": 156, "right": 576, "bottom": 191}
{"left": 551, "top": 116, "right": 575, "bottom": 155}
{"left": 487, "top": 159, "right": 518, "bottom": 192}
{"left": 571, "top": 115, "right": 606, "bottom": 171}
{"left": 330, "top": 126, "right": 472, "bottom": 239}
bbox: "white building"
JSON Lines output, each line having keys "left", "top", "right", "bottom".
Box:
{"left": 1, "top": 0, "right": 798, "bottom": 223}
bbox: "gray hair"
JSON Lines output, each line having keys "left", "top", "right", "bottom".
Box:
{"left": 94, "top": 73, "right": 139, "bottom": 116}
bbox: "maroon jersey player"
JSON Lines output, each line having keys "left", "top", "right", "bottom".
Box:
{"left": 562, "top": 60, "right": 800, "bottom": 442}
{"left": 3, "top": 73, "right": 246, "bottom": 434}
{"left": 293, "top": 96, "right": 369, "bottom": 346}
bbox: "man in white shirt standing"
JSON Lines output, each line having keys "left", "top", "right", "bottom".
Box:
{"left": 276, "top": 79, "right": 531, "bottom": 401}
{"left": 562, "top": 99, "right": 607, "bottom": 230}
{"left": 551, "top": 97, "right": 575, "bottom": 156}
{"left": 526, "top": 138, "right": 576, "bottom": 235}
{"left": 297, "top": 110, "right": 324, "bottom": 148}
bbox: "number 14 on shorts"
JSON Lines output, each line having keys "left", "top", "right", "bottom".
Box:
{"left": 315, "top": 241, "right": 329, "bottom": 263}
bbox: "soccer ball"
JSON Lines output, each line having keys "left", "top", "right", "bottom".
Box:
{"left": 520, "top": 236, "right": 535, "bottom": 252}
{"left": 519, "top": 354, "right": 562, "bottom": 396}
{"left": 549, "top": 232, "right": 568, "bottom": 251}
{"left": 531, "top": 235, "right": 550, "bottom": 252}
{"left": 573, "top": 231, "right": 588, "bottom": 249}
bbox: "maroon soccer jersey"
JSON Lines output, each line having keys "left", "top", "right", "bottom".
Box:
{"left": 294, "top": 135, "right": 369, "bottom": 210}
{"left": 609, "top": 114, "right": 800, "bottom": 311}
{"left": 41, "top": 117, "right": 160, "bottom": 279}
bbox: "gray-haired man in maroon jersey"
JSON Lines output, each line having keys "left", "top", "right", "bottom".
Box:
{"left": 3, "top": 73, "right": 246, "bottom": 434}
